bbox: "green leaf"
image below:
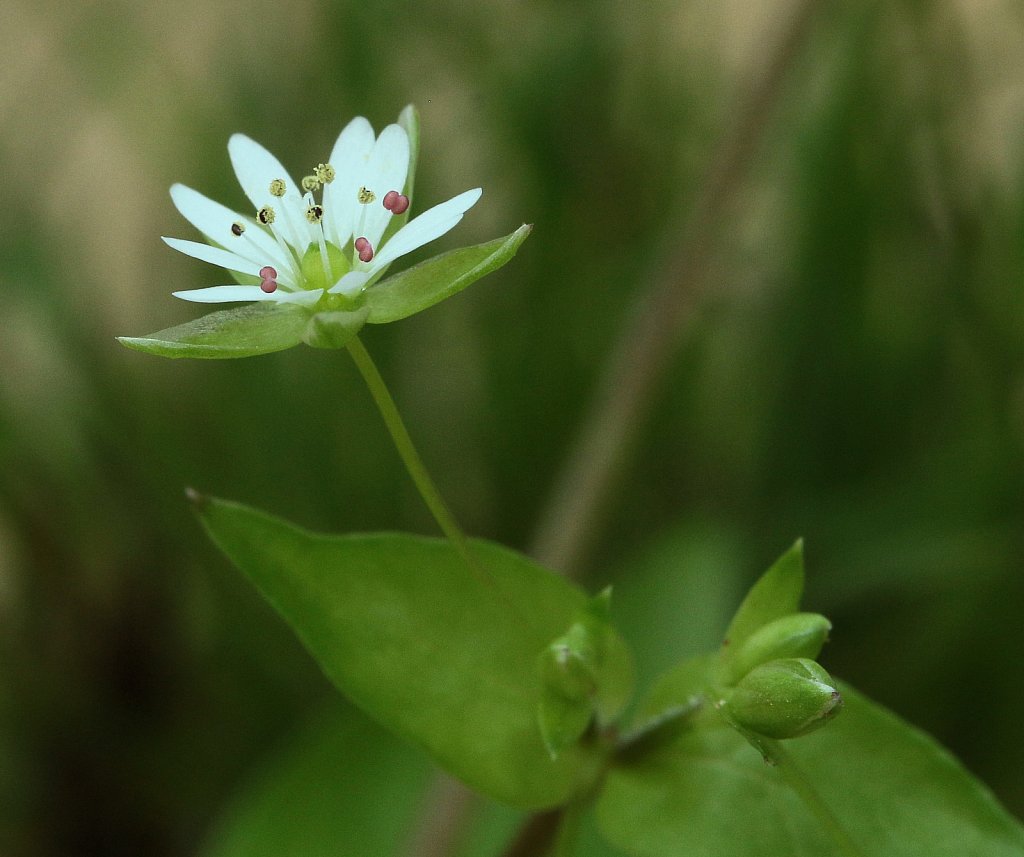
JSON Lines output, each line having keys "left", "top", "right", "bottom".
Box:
{"left": 722, "top": 539, "right": 805, "bottom": 654}
{"left": 597, "top": 672, "right": 1024, "bottom": 857}
{"left": 118, "top": 303, "right": 309, "bottom": 359}
{"left": 201, "top": 705, "right": 432, "bottom": 857}
{"left": 193, "top": 494, "right": 599, "bottom": 809}
{"left": 365, "top": 224, "right": 533, "bottom": 324}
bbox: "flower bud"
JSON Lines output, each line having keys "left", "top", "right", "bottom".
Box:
{"left": 537, "top": 633, "right": 598, "bottom": 758}
{"left": 723, "top": 658, "right": 842, "bottom": 739}
{"left": 723, "top": 613, "right": 832, "bottom": 685}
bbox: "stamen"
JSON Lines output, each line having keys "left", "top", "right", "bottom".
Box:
{"left": 301, "top": 190, "right": 334, "bottom": 285}
{"left": 305, "top": 204, "right": 324, "bottom": 224}
{"left": 301, "top": 175, "right": 321, "bottom": 192}
{"left": 316, "top": 163, "right": 336, "bottom": 184}
{"left": 269, "top": 179, "right": 287, "bottom": 197}
{"left": 259, "top": 266, "right": 278, "bottom": 294}
{"left": 231, "top": 222, "right": 245, "bottom": 236}
{"left": 382, "top": 190, "right": 409, "bottom": 215}
{"left": 357, "top": 186, "right": 376, "bottom": 204}
{"left": 354, "top": 236, "right": 374, "bottom": 263}
{"left": 255, "top": 205, "right": 302, "bottom": 285}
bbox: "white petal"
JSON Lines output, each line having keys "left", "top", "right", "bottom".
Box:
{"left": 324, "top": 117, "right": 375, "bottom": 247}
{"left": 370, "top": 188, "right": 482, "bottom": 269}
{"left": 328, "top": 270, "right": 371, "bottom": 297}
{"left": 172, "top": 285, "right": 279, "bottom": 303}
{"left": 275, "top": 289, "right": 324, "bottom": 305}
{"left": 162, "top": 236, "right": 262, "bottom": 276}
{"left": 227, "top": 134, "right": 311, "bottom": 251}
{"left": 172, "top": 285, "right": 324, "bottom": 305}
{"left": 357, "top": 124, "right": 411, "bottom": 248}
{"left": 169, "top": 184, "right": 291, "bottom": 272}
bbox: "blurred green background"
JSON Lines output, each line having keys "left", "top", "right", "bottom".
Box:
{"left": 2, "top": 0, "right": 1023, "bottom": 854}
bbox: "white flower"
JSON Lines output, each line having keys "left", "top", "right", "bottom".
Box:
{"left": 165, "top": 115, "right": 482, "bottom": 306}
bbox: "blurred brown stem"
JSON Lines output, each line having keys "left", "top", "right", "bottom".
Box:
{"left": 530, "top": 0, "right": 823, "bottom": 578}
{"left": 406, "top": 3, "right": 823, "bottom": 856}
{"left": 498, "top": 809, "right": 563, "bottom": 857}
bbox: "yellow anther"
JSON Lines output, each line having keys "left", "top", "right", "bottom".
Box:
{"left": 269, "top": 178, "right": 287, "bottom": 197}
{"left": 357, "top": 186, "right": 376, "bottom": 204}
{"left": 257, "top": 205, "right": 276, "bottom": 225}
{"left": 316, "top": 163, "right": 336, "bottom": 184}
{"left": 305, "top": 204, "right": 324, "bottom": 224}
{"left": 301, "top": 175, "right": 321, "bottom": 192}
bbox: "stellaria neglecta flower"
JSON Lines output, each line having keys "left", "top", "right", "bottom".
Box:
{"left": 165, "top": 113, "right": 480, "bottom": 306}
{"left": 120, "top": 105, "right": 530, "bottom": 358}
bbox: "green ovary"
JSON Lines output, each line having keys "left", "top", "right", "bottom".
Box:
{"left": 300, "top": 241, "right": 351, "bottom": 292}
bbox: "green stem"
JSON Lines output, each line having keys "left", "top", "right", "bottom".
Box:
{"left": 345, "top": 335, "right": 476, "bottom": 571}
{"left": 763, "top": 738, "right": 865, "bottom": 857}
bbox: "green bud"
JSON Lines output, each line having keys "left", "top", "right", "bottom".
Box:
{"left": 534, "top": 591, "right": 635, "bottom": 758}
{"left": 722, "top": 612, "right": 832, "bottom": 685}
{"left": 723, "top": 658, "right": 842, "bottom": 739}
{"left": 537, "top": 633, "right": 598, "bottom": 758}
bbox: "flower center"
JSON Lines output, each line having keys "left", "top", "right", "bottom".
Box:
{"left": 300, "top": 241, "right": 350, "bottom": 292}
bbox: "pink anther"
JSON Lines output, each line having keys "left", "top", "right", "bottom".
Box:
{"left": 383, "top": 190, "right": 409, "bottom": 215}
{"left": 354, "top": 236, "right": 374, "bottom": 263}
{"left": 259, "top": 265, "right": 278, "bottom": 294}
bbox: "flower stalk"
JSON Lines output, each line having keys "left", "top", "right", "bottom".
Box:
{"left": 345, "top": 335, "right": 480, "bottom": 576}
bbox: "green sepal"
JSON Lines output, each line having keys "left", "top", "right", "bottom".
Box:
{"left": 117, "top": 303, "right": 309, "bottom": 359}
{"left": 302, "top": 306, "right": 370, "bottom": 350}
{"left": 191, "top": 493, "right": 602, "bottom": 809}
{"left": 722, "top": 658, "right": 842, "bottom": 740}
{"left": 721, "top": 612, "right": 832, "bottom": 686}
{"left": 582, "top": 589, "right": 635, "bottom": 725}
{"left": 365, "top": 224, "right": 532, "bottom": 324}
{"left": 722, "top": 539, "right": 805, "bottom": 655}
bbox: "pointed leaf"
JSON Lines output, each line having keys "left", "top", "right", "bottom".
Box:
{"left": 118, "top": 303, "right": 308, "bottom": 359}
{"left": 597, "top": 672, "right": 1024, "bottom": 857}
{"left": 194, "top": 495, "right": 598, "bottom": 809}
{"left": 722, "top": 539, "right": 805, "bottom": 654}
{"left": 365, "top": 224, "right": 532, "bottom": 324}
